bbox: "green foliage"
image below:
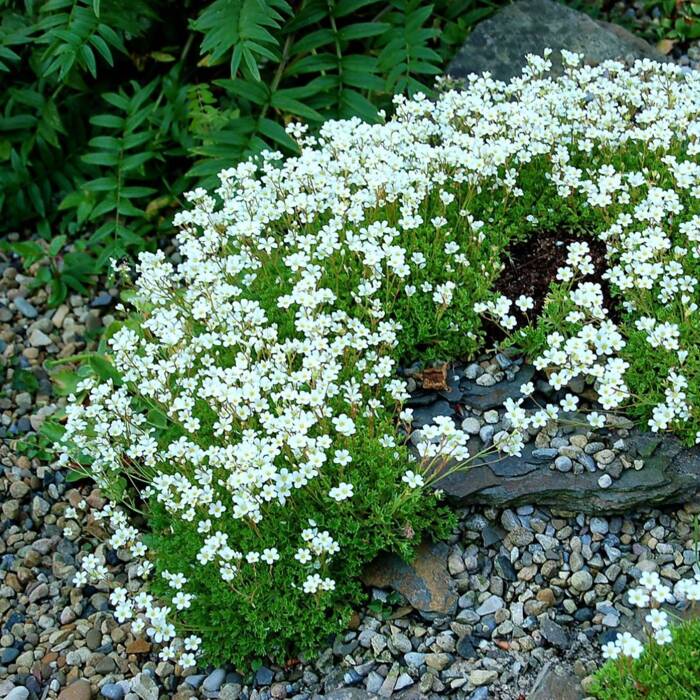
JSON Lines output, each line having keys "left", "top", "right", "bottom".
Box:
{"left": 149, "top": 439, "right": 455, "bottom": 666}
{"left": 1, "top": 0, "right": 503, "bottom": 287}
{"left": 604, "top": 0, "right": 700, "bottom": 45}
{"left": 590, "top": 618, "right": 700, "bottom": 700}
{"left": 642, "top": 0, "right": 700, "bottom": 43}
{"left": 0, "top": 234, "right": 96, "bottom": 304}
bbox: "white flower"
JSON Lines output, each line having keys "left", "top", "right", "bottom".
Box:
{"left": 587, "top": 412, "right": 605, "bottom": 428}
{"left": 399, "top": 408, "right": 414, "bottom": 423}
{"left": 261, "top": 547, "right": 280, "bottom": 565}
{"left": 328, "top": 482, "right": 354, "bottom": 502}
{"left": 651, "top": 585, "right": 673, "bottom": 604}
{"left": 333, "top": 450, "right": 352, "bottom": 466}
{"left": 333, "top": 414, "right": 356, "bottom": 437}
{"left": 640, "top": 571, "right": 661, "bottom": 590}
{"left": 180, "top": 652, "right": 197, "bottom": 669}
{"left": 654, "top": 627, "right": 672, "bottom": 645}
{"left": 628, "top": 588, "right": 649, "bottom": 608}
{"left": 601, "top": 640, "right": 620, "bottom": 660}
{"left": 560, "top": 393, "right": 579, "bottom": 412}
{"left": 515, "top": 295, "right": 534, "bottom": 312}
{"left": 172, "top": 592, "right": 193, "bottom": 610}
{"left": 520, "top": 382, "right": 534, "bottom": 396}
{"left": 618, "top": 632, "right": 644, "bottom": 659}
{"left": 184, "top": 635, "right": 201, "bottom": 651}
{"left": 295, "top": 548, "right": 312, "bottom": 564}
{"left": 645, "top": 609, "right": 668, "bottom": 630}
{"left": 402, "top": 470, "right": 424, "bottom": 489}
{"left": 303, "top": 574, "right": 323, "bottom": 593}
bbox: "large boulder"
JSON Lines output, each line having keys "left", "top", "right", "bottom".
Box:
{"left": 447, "top": 0, "right": 665, "bottom": 83}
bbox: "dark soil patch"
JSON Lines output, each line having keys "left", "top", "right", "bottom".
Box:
{"left": 486, "top": 230, "right": 618, "bottom": 343}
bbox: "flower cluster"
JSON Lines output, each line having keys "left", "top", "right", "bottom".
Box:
{"left": 59, "top": 52, "right": 700, "bottom": 663}
{"left": 601, "top": 569, "right": 700, "bottom": 661}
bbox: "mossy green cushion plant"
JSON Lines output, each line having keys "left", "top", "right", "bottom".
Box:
{"left": 591, "top": 618, "right": 700, "bottom": 700}
{"left": 59, "top": 51, "right": 700, "bottom": 669}
{"left": 590, "top": 570, "right": 700, "bottom": 699}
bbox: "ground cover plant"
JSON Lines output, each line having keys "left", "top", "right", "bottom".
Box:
{"left": 57, "top": 52, "right": 700, "bottom": 671}
{"left": 591, "top": 569, "right": 700, "bottom": 699}
{"left": 593, "top": 617, "right": 700, "bottom": 699}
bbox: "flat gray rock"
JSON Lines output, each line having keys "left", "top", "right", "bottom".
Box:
{"left": 447, "top": 0, "right": 665, "bottom": 83}
{"left": 432, "top": 429, "right": 700, "bottom": 514}
{"left": 528, "top": 662, "right": 583, "bottom": 700}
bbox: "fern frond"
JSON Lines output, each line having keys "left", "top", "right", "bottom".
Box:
{"left": 193, "top": 0, "right": 291, "bottom": 79}
{"left": 60, "top": 79, "right": 159, "bottom": 250}
{"left": 35, "top": 0, "right": 126, "bottom": 80}
{"left": 378, "top": 0, "right": 442, "bottom": 95}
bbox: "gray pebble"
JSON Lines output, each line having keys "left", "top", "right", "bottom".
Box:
{"left": 203, "top": 668, "right": 226, "bottom": 692}
{"left": 6, "top": 690, "right": 30, "bottom": 700}
{"left": 475, "top": 595, "right": 503, "bottom": 616}
{"left": 570, "top": 570, "right": 593, "bottom": 592}
{"left": 101, "top": 684, "right": 125, "bottom": 700}
{"left": 14, "top": 297, "right": 38, "bottom": 318}
{"left": 554, "top": 456, "right": 572, "bottom": 472}
{"left": 404, "top": 652, "right": 426, "bottom": 667}
{"left": 461, "top": 417, "right": 481, "bottom": 435}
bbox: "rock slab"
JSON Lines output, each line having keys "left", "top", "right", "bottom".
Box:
{"left": 447, "top": 0, "right": 664, "bottom": 83}
{"left": 362, "top": 541, "right": 457, "bottom": 614}
{"left": 433, "top": 429, "right": 700, "bottom": 514}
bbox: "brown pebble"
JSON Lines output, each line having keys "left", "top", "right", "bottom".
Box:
{"left": 536, "top": 588, "right": 556, "bottom": 605}
{"left": 58, "top": 678, "right": 92, "bottom": 700}
{"left": 125, "top": 638, "right": 151, "bottom": 654}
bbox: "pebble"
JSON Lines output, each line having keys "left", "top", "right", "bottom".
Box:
{"left": 404, "top": 652, "right": 426, "bottom": 667}
{"left": 14, "top": 297, "right": 38, "bottom": 318}
{"left": 203, "top": 668, "right": 226, "bottom": 692}
{"left": 554, "top": 456, "right": 572, "bottom": 472}
{"left": 590, "top": 517, "right": 609, "bottom": 535}
{"left": 483, "top": 410, "right": 499, "bottom": 424}
{"left": 101, "top": 683, "right": 126, "bottom": 700}
{"left": 58, "top": 680, "right": 92, "bottom": 700}
{"left": 595, "top": 449, "right": 616, "bottom": 465}
{"left": 476, "top": 373, "right": 496, "bottom": 387}
{"left": 540, "top": 618, "right": 569, "bottom": 649}
{"left": 570, "top": 570, "right": 594, "bottom": 592}
{"left": 255, "top": 666, "right": 275, "bottom": 685}
{"left": 131, "top": 673, "right": 158, "bottom": 700}
{"left": 479, "top": 425, "right": 495, "bottom": 444}
{"left": 425, "top": 653, "right": 451, "bottom": 670}
{"left": 6, "top": 689, "right": 30, "bottom": 700}
{"left": 461, "top": 417, "right": 481, "bottom": 435}
{"left": 29, "top": 328, "right": 52, "bottom": 346}
{"left": 469, "top": 670, "right": 497, "bottom": 686}
{"left": 220, "top": 684, "right": 243, "bottom": 700}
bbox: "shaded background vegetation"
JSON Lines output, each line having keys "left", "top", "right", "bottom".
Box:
{"left": 0, "top": 0, "right": 697, "bottom": 305}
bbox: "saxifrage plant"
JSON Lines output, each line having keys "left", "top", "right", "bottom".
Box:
{"left": 57, "top": 53, "right": 700, "bottom": 670}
